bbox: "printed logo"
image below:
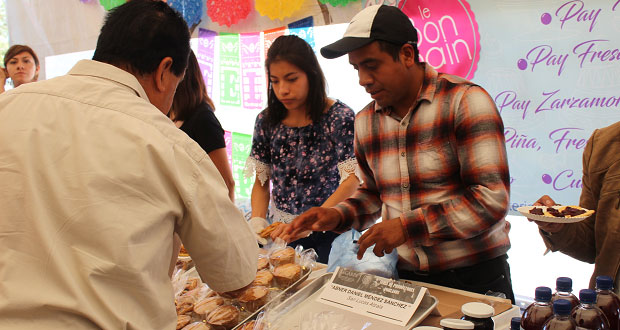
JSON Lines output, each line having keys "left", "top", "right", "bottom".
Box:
{"left": 400, "top": 0, "right": 481, "bottom": 80}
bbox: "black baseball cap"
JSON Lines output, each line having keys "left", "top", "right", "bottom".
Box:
{"left": 320, "top": 5, "right": 418, "bottom": 59}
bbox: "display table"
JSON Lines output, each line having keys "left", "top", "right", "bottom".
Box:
{"left": 301, "top": 267, "right": 521, "bottom": 330}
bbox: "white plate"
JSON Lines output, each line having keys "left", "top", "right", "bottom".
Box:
{"left": 516, "top": 206, "right": 593, "bottom": 223}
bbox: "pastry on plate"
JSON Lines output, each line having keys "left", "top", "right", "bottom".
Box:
{"left": 272, "top": 263, "right": 302, "bottom": 287}
{"left": 269, "top": 247, "right": 295, "bottom": 267}
{"left": 238, "top": 285, "right": 269, "bottom": 312}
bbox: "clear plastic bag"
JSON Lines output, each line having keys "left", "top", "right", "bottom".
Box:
{"left": 327, "top": 229, "right": 399, "bottom": 279}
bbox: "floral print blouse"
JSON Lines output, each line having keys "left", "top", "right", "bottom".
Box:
{"left": 244, "top": 100, "right": 359, "bottom": 223}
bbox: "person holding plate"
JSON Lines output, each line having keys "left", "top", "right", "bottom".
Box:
{"left": 531, "top": 121, "right": 620, "bottom": 293}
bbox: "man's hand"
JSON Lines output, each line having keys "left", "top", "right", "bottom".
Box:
{"left": 285, "top": 207, "right": 342, "bottom": 238}
{"left": 270, "top": 223, "right": 311, "bottom": 243}
{"left": 528, "top": 195, "right": 565, "bottom": 233}
{"left": 357, "top": 217, "right": 407, "bottom": 260}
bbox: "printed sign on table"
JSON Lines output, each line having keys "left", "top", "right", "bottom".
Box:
{"left": 317, "top": 267, "right": 427, "bottom": 326}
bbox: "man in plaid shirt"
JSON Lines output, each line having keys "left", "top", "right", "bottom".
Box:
{"left": 286, "top": 5, "right": 515, "bottom": 302}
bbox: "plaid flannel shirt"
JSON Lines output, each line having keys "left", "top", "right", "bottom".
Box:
{"left": 333, "top": 64, "right": 511, "bottom": 273}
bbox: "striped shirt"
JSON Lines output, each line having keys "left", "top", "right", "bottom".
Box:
{"left": 333, "top": 64, "right": 511, "bottom": 273}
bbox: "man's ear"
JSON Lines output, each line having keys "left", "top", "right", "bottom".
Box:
{"left": 154, "top": 57, "right": 174, "bottom": 92}
{"left": 400, "top": 44, "right": 416, "bottom": 67}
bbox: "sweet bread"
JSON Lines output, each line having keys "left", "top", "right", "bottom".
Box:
{"left": 193, "top": 296, "right": 224, "bottom": 318}
{"left": 259, "top": 222, "right": 284, "bottom": 238}
{"left": 273, "top": 263, "right": 302, "bottom": 288}
{"left": 269, "top": 247, "right": 295, "bottom": 267}
{"left": 206, "top": 305, "right": 240, "bottom": 329}
{"left": 238, "top": 285, "right": 269, "bottom": 312}
{"left": 253, "top": 269, "right": 274, "bottom": 287}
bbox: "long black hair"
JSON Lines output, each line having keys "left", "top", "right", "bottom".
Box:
{"left": 264, "top": 35, "right": 327, "bottom": 128}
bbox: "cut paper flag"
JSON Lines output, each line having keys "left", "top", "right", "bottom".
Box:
{"left": 232, "top": 132, "right": 254, "bottom": 199}
{"left": 288, "top": 16, "right": 315, "bottom": 50}
{"left": 219, "top": 33, "right": 242, "bottom": 107}
{"left": 197, "top": 28, "right": 216, "bottom": 97}
{"left": 240, "top": 33, "right": 264, "bottom": 110}
{"left": 319, "top": 0, "right": 360, "bottom": 6}
{"left": 207, "top": 0, "right": 252, "bottom": 27}
{"left": 167, "top": 0, "right": 203, "bottom": 27}
{"left": 255, "top": 0, "right": 305, "bottom": 20}
{"left": 99, "top": 0, "right": 125, "bottom": 11}
{"left": 263, "top": 27, "right": 286, "bottom": 60}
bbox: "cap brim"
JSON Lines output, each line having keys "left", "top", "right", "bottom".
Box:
{"left": 320, "top": 37, "right": 375, "bottom": 59}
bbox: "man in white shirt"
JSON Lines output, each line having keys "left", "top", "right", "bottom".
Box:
{"left": 0, "top": 1, "right": 258, "bottom": 329}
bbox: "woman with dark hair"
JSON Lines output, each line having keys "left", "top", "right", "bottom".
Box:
{"left": 1, "top": 45, "right": 40, "bottom": 93}
{"left": 169, "top": 50, "right": 234, "bottom": 201}
{"left": 245, "top": 35, "right": 360, "bottom": 263}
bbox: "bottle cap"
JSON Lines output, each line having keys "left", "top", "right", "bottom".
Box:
{"left": 440, "top": 318, "right": 475, "bottom": 330}
{"left": 553, "top": 299, "right": 572, "bottom": 315}
{"left": 556, "top": 277, "right": 572, "bottom": 292}
{"left": 461, "top": 302, "right": 494, "bottom": 318}
{"left": 596, "top": 276, "right": 614, "bottom": 290}
{"left": 511, "top": 317, "right": 521, "bottom": 330}
{"left": 535, "top": 286, "right": 552, "bottom": 302}
{"left": 579, "top": 289, "right": 597, "bottom": 304}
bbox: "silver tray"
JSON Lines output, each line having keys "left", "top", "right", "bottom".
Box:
{"left": 231, "top": 267, "right": 312, "bottom": 329}
{"left": 251, "top": 273, "right": 438, "bottom": 330}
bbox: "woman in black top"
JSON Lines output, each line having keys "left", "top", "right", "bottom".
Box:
{"left": 169, "top": 50, "right": 235, "bottom": 200}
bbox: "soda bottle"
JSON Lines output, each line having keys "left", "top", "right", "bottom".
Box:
{"left": 512, "top": 317, "right": 522, "bottom": 330}
{"left": 522, "top": 287, "right": 554, "bottom": 330}
{"left": 572, "top": 289, "right": 609, "bottom": 330}
{"left": 595, "top": 276, "right": 620, "bottom": 330}
{"left": 542, "top": 299, "right": 577, "bottom": 330}
{"left": 552, "top": 277, "right": 579, "bottom": 311}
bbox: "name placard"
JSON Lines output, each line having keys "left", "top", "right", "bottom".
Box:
{"left": 317, "top": 267, "right": 427, "bottom": 326}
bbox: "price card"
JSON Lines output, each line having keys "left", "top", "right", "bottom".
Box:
{"left": 317, "top": 267, "right": 427, "bottom": 327}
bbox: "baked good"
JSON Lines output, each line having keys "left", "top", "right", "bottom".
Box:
{"left": 175, "top": 299, "right": 193, "bottom": 315}
{"left": 179, "top": 244, "right": 189, "bottom": 257}
{"left": 273, "top": 263, "right": 302, "bottom": 287}
{"left": 182, "top": 322, "right": 212, "bottom": 330}
{"left": 252, "top": 269, "right": 274, "bottom": 287}
{"left": 529, "top": 207, "right": 544, "bottom": 215}
{"left": 269, "top": 247, "right": 295, "bottom": 267}
{"left": 177, "top": 314, "right": 192, "bottom": 329}
{"left": 543, "top": 205, "right": 594, "bottom": 218}
{"left": 259, "top": 222, "right": 284, "bottom": 238}
{"left": 206, "top": 305, "right": 240, "bottom": 329}
{"left": 193, "top": 296, "right": 224, "bottom": 317}
{"left": 238, "top": 320, "right": 264, "bottom": 330}
{"left": 238, "top": 285, "right": 269, "bottom": 312}
{"left": 257, "top": 257, "right": 269, "bottom": 271}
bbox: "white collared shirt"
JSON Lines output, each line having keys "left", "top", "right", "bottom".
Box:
{"left": 0, "top": 60, "right": 258, "bottom": 329}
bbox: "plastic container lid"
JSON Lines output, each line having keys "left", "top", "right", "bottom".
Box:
{"left": 511, "top": 317, "right": 521, "bottom": 330}
{"left": 556, "top": 277, "right": 573, "bottom": 291}
{"left": 535, "top": 286, "right": 552, "bottom": 302}
{"left": 440, "top": 318, "right": 475, "bottom": 329}
{"left": 461, "top": 302, "right": 495, "bottom": 318}
{"left": 579, "top": 289, "right": 597, "bottom": 304}
{"left": 596, "top": 275, "right": 614, "bottom": 290}
{"left": 553, "top": 299, "right": 572, "bottom": 315}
